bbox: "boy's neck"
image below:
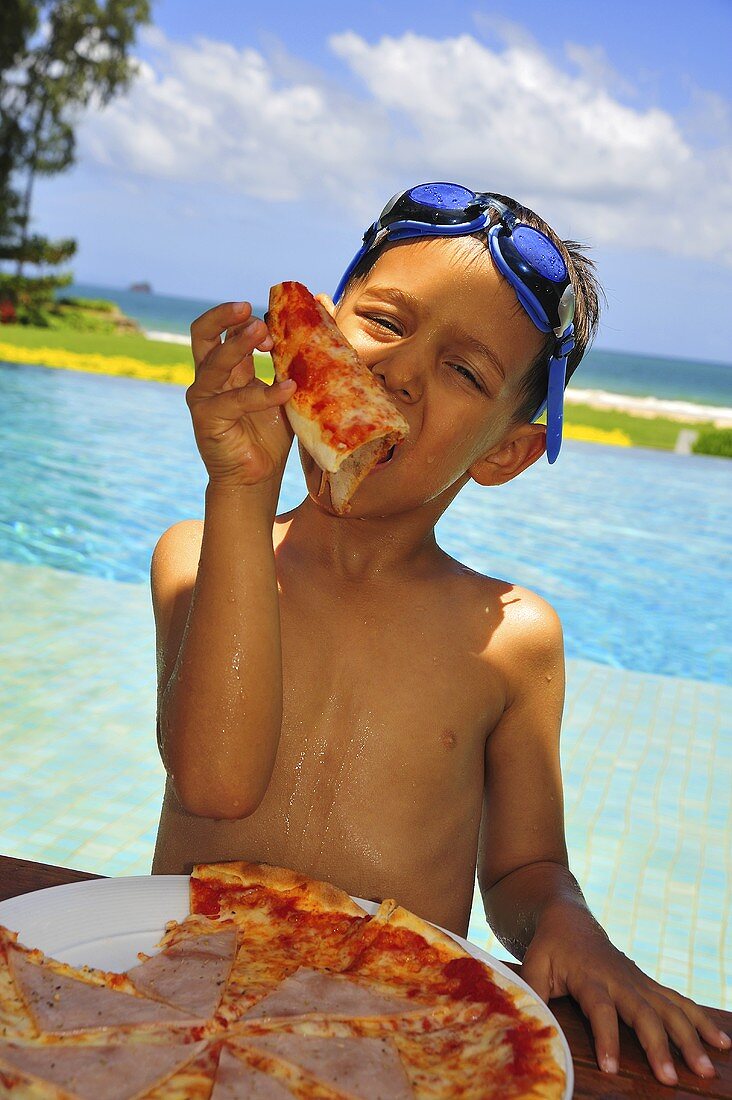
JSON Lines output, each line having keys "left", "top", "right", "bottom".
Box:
{"left": 275, "top": 487, "right": 465, "bottom": 584}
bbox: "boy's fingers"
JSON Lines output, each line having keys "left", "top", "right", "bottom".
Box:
{"left": 194, "top": 320, "right": 268, "bottom": 395}
{"left": 190, "top": 301, "right": 252, "bottom": 367}
{"left": 202, "top": 379, "right": 295, "bottom": 419}
{"left": 655, "top": 999, "right": 717, "bottom": 1079}
{"left": 574, "top": 985, "right": 619, "bottom": 1074}
{"left": 619, "top": 997, "right": 678, "bottom": 1087}
{"left": 648, "top": 983, "right": 731, "bottom": 1051}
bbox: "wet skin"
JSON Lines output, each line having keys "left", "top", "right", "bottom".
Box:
{"left": 154, "top": 519, "right": 537, "bottom": 933}
{"left": 153, "top": 235, "right": 551, "bottom": 933}
{"left": 152, "top": 236, "right": 730, "bottom": 1084}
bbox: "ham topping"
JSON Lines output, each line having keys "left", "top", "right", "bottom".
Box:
{"left": 211, "top": 1046, "right": 293, "bottom": 1099}
{"left": 8, "top": 950, "right": 194, "bottom": 1032}
{"left": 0, "top": 1039, "right": 205, "bottom": 1100}
{"left": 239, "top": 1034, "right": 414, "bottom": 1099}
{"left": 127, "top": 928, "right": 236, "bottom": 1017}
{"left": 244, "top": 967, "right": 411, "bottom": 1020}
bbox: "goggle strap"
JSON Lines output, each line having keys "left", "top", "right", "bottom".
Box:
{"left": 334, "top": 215, "right": 492, "bottom": 302}
{"left": 333, "top": 240, "right": 371, "bottom": 304}
{"left": 546, "top": 352, "right": 568, "bottom": 464}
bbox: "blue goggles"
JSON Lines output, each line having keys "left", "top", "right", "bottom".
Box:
{"left": 333, "top": 182, "right": 576, "bottom": 463}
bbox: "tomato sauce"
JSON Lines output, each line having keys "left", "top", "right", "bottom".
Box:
{"left": 280, "top": 284, "right": 323, "bottom": 339}
{"left": 505, "top": 1021, "right": 555, "bottom": 1078}
{"left": 440, "top": 957, "right": 516, "bottom": 1016}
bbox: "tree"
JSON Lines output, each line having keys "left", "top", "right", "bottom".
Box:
{"left": 0, "top": 2, "right": 37, "bottom": 253}
{"left": 0, "top": 0, "right": 150, "bottom": 293}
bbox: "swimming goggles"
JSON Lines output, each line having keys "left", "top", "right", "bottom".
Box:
{"left": 333, "top": 182, "right": 576, "bottom": 463}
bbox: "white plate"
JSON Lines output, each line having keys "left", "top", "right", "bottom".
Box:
{"left": 0, "top": 877, "right": 573, "bottom": 1097}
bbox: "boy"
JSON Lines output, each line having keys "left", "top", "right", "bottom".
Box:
{"left": 150, "top": 184, "right": 729, "bottom": 1086}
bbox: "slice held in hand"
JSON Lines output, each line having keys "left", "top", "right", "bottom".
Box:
{"left": 267, "top": 281, "right": 409, "bottom": 514}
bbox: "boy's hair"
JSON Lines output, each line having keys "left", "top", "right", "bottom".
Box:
{"left": 338, "top": 192, "right": 603, "bottom": 425}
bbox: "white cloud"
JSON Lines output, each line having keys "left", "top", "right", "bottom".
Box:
{"left": 78, "top": 25, "right": 732, "bottom": 265}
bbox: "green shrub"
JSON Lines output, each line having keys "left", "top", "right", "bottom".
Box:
{"left": 57, "top": 296, "right": 117, "bottom": 313}
{"left": 0, "top": 272, "right": 72, "bottom": 326}
{"left": 45, "top": 306, "right": 120, "bottom": 334}
{"left": 692, "top": 428, "right": 732, "bottom": 458}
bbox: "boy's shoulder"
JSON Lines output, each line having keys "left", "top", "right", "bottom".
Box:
{"left": 151, "top": 519, "right": 203, "bottom": 587}
{"left": 443, "top": 555, "right": 564, "bottom": 682}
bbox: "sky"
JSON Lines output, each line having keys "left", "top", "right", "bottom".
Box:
{"left": 31, "top": 0, "right": 732, "bottom": 363}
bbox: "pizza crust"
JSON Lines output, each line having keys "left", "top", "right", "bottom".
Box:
{"left": 191, "top": 862, "right": 368, "bottom": 921}
{"left": 267, "top": 282, "right": 409, "bottom": 514}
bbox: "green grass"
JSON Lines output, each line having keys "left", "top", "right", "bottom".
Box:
{"left": 562, "top": 403, "right": 712, "bottom": 450}
{"left": 0, "top": 323, "right": 191, "bottom": 366}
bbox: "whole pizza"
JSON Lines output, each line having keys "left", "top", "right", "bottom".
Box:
{"left": 0, "top": 862, "right": 567, "bottom": 1098}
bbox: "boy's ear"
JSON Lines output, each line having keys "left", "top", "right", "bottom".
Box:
{"left": 315, "top": 293, "right": 336, "bottom": 318}
{"left": 470, "top": 422, "right": 547, "bottom": 486}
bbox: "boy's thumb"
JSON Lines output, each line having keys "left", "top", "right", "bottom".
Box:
{"left": 520, "top": 952, "right": 553, "bottom": 1004}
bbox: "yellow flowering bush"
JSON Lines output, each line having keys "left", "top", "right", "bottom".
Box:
{"left": 0, "top": 342, "right": 193, "bottom": 386}
{"left": 563, "top": 423, "right": 632, "bottom": 447}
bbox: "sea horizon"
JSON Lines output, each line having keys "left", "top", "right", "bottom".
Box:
{"left": 61, "top": 281, "right": 732, "bottom": 410}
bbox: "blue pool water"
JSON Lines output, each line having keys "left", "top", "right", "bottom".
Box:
{"left": 1, "top": 361, "right": 730, "bottom": 684}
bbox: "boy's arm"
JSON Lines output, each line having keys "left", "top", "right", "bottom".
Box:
{"left": 151, "top": 300, "right": 295, "bottom": 820}
{"left": 151, "top": 483, "right": 283, "bottom": 819}
{"left": 478, "top": 591, "right": 729, "bottom": 1086}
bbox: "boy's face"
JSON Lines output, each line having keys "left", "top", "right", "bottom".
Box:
{"left": 306, "top": 235, "right": 547, "bottom": 517}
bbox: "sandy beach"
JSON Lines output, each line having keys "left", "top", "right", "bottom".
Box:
{"left": 566, "top": 388, "right": 732, "bottom": 427}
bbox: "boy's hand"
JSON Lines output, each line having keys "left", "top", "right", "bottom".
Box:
{"left": 520, "top": 904, "right": 731, "bottom": 1087}
{"left": 187, "top": 301, "right": 296, "bottom": 490}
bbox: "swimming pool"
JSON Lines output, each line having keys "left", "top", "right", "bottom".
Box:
{"left": 1, "top": 361, "right": 728, "bottom": 683}
{"left": 1, "top": 361, "right": 730, "bottom": 1009}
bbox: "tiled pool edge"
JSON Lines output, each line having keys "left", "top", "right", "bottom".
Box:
{"left": 1, "top": 560, "right": 730, "bottom": 1008}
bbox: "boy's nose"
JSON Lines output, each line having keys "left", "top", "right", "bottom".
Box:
{"left": 370, "top": 354, "right": 422, "bottom": 404}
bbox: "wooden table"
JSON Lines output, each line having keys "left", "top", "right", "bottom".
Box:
{"left": 1, "top": 854, "right": 730, "bottom": 1098}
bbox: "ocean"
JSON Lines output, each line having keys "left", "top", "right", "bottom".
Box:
{"left": 63, "top": 282, "right": 732, "bottom": 409}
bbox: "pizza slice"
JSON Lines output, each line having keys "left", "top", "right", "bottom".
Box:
{"left": 392, "top": 1016, "right": 566, "bottom": 1100}
{"left": 339, "top": 904, "right": 566, "bottom": 1097}
{"left": 127, "top": 916, "right": 237, "bottom": 1019}
{"left": 0, "top": 1038, "right": 208, "bottom": 1100}
{"left": 188, "top": 863, "right": 370, "bottom": 1024}
{"left": 227, "top": 1033, "right": 413, "bottom": 1099}
{"left": 267, "top": 281, "right": 409, "bottom": 514}
{"left": 232, "top": 966, "right": 475, "bottom": 1040}
{"left": 2, "top": 927, "right": 200, "bottom": 1037}
{"left": 212, "top": 1043, "right": 344, "bottom": 1099}
{"left": 342, "top": 902, "right": 536, "bottom": 1017}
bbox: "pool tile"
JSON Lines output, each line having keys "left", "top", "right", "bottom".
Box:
{"left": 1, "top": 562, "right": 730, "bottom": 1009}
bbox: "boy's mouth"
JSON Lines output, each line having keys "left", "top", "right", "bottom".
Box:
{"left": 376, "top": 444, "right": 397, "bottom": 467}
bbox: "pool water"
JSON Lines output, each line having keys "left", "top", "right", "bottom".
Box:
{"left": 1, "top": 361, "right": 730, "bottom": 1009}
{"left": 1, "top": 363, "right": 729, "bottom": 682}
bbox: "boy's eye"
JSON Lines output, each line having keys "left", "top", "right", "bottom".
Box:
{"left": 364, "top": 315, "right": 483, "bottom": 393}
{"left": 368, "top": 315, "right": 400, "bottom": 334}
{"left": 450, "top": 363, "right": 482, "bottom": 392}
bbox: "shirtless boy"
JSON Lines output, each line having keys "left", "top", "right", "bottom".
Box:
{"left": 150, "top": 183, "right": 729, "bottom": 1086}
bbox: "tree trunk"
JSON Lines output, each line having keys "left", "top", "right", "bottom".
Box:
{"left": 14, "top": 93, "right": 48, "bottom": 280}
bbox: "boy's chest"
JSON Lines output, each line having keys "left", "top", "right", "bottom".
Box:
{"left": 273, "top": 583, "right": 505, "bottom": 800}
